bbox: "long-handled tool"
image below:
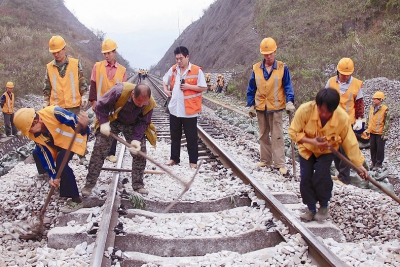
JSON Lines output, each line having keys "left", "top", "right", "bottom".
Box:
{"left": 288, "top": 112, "right": 296, "bottom": 178}
{"left": 316, "top": 137, "right": 400, "bottom": 205}
{"left": 20, "top": 125, "right": 82, "bottom": 240}
{"left": 101, "top": 167, "right": 164, "bottom": 174}
{"left": 109, "top": 133, "right": 198, "bottom": 212}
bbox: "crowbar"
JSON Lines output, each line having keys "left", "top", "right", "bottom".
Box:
{"left": 101, "top": 167, "right": 164, "bottom": 174}
{"left": 288, "top": 112, "right": 296, "bottom": 178}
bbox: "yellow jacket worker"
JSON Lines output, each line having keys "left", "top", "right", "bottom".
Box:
{"left": 1, "top": 82, "right": 18, "bottom": 136}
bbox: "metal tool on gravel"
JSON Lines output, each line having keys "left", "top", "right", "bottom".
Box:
{"left": 19, "top": 125, "right": 82, "bottom": 240}
{"left": 109, "top": 133, "right": 199, "bottom": 212}
{"left": 316, "top": 136, "right": 400, "bottom": 205}
{"left": 101, "top": 167, "right": 164, "bottom": 174}
{"left": 288, "top": 112, "right": 296, "bottom": 178}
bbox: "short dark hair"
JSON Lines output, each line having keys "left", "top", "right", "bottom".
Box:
{"left": 315, "top": 88, "right": 340, "bottom": 113}
{"left": 134, "top": 84, "right": 151, "bottom": 98}
{"left": 174, "top": 46, "right": 189, "bottom": 57}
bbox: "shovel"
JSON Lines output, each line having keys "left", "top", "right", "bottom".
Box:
{"left": 316, "top": 136, "right": 400, "bottom": 205}
{"left": 288, "top": 112, "right": 296, "bottom": 178}
{"left": 20, "top": 125, "right": 81, "bottom": 239}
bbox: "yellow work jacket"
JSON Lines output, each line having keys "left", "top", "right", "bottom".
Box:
{"left": 28, "top": 106, "right": 87, "bottom": 159}
{"left": 288, "top": 101, "right": 364, "bottom": 167}
{"left": 95, "top": 61, "right": 126, "bottom": 100}
{"left": 2, "top": 92, "right": 14, "bottom": 114}
{"left": 170, "top": 64, "right": 202, "bottom": 115}
{"left": 328, "top": 77, "right": 363, "bottom": 125}
{"left": 367, "top": 104, "right": 388, "bottom": 135}
{"left": 253, "top": 60, "right": 286, "bottom": 111}
{"left": 205, "top": 76, "right": 211, "bottom": 85}
{"left": 47, "top": 57, "right": 81, "bottom": 108}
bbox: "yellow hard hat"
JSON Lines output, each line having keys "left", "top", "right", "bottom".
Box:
{"left": 373, "top": 91, "right": 385, "bottom": 100}
{"left": 13, "top": 108, "right": 36, "bottom": 136}
{"left": 206, "top": 73, "right": 210, "bottom": 77}
{"left": 218, "top": 74, "right": 222, "bottom": 77}
{"left": 337, "top": 58, "right": 354, "bottom": 75}
{"left": 49, "top": 35, "right": 66, "bottom": 53}
{"left": 260, "top": 37, "right": 277, "bottom": 54}
{"left": 102, "top": 38, "right": 118, "bottom": 53}
{"left": 6, "top": 82, "right": 14, "bottom": 88}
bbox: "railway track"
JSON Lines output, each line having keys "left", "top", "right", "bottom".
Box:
{"left": 43, "top": 75, "right": 350, "bottom": 266}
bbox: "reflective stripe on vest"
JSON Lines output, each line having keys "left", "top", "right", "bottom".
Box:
{"left": 95, "top": 61, "right": 126, "bottom": 100}
{"left": 367, "top": 105, "right": 388, "bottom": 134}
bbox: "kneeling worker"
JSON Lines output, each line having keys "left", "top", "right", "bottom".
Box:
{"left": 14, "top": 107, "right": 89, "bottom": 213}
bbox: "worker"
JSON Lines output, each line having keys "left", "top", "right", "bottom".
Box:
{"left": 215, "top": 74, "right": 225, "bottom": 93}
{"left": 82, "top": 83, "right": 157, "bottom": 196}
{"left": 326, "top": 57, "right": 364, "bottom": 184}
{"left": 289, "top": 88, "right": 368, "bottom": 222}
{"left": 1, "top": 82, "right": 18, "bottom": 137}
{"left": 362, "top": 91, "right": 390, "bottom": 170}
{"left": 162, "top": 46, "right": 207, "bottom": 169}
{"left": 205, "top": 73, "right": 212, "bottom": 92}
{"left": 89, "top": 38, "right": 127, "bottom": 163}
{"left": 43, "top": 35, "right": 89, "bottom": 115}
{"left": 247, "top": 37, "right": 295, "bottom": 175}
{"left": 13, "top": 107, "right": 89, "bottom": 213}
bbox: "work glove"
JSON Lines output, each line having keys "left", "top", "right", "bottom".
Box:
{"left": 81, "top": 94, "right": 89, "bottom": 109}
{"left": 382, "top": 135, "right": 388, "bottom": 141}
{"left": 249, "top": 106, "right": 256, "bottom": 118}
{"left": 353, "top": 119, "right": 363, "bottom": 131}
{"left": 128, "top": 140, "right": 141, "bottom": 155}
{"left": 100, "top": 122, "right": 111, "bottom": 137}
{"left": 285, "top": 101, "right": 295, "bottom": 113}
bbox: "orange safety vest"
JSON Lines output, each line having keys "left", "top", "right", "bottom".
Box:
{"left": 328, "top": 77, "right": 363, "bottom": 125}
{"left": 47, "top": 57, "right": 81, "bottom": 108}
{"left": 253, "top": 61, "right": 286, "bottom": 111}
{"left": 95, "top": 61, "right": 126, "bottom": 99}
{"left": 28, "top": 106, "right": 87, "bottom": 158}
{"left": 367, "top": 105, "right": 388, "bottom": 135}
{"left": 2, "top": 92, "right": 14, "bottom": 114}
{"left": 170, "top": 64, "right": 203, "bottom": 115}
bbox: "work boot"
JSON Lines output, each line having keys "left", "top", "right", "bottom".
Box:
{"left": 300, "top": 210, "right": 316, "bottom": 222}
{"left": 82, "top": 185, "right": 94, "bottom": 197}
{"left": 190, "top": 163, "right": 197, "bottom": 169}
{"left": 314, "top": 207, "right": 329, "bottom": 222}
{"left": 279, "top": 167, "right": 288, "bottom": 175}
{"left": 257, "top": 161, "right": 273, "bottom": 167}
{"left": 135, "top": 187, "right": 149, "bottom": 195}
{"left": 60, "top": 201, "right": 83, "bottom": 213}
{"left": 106, "top": 155, "right": 117, "bottom": 163}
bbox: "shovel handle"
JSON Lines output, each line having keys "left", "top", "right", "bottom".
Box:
{"left": 288, "top": 112, "right": 296, "bottom": 177}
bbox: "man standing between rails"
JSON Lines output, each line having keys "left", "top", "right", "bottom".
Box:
{"left": 325, "top": 57, "right": 364, "bottom": 185}
{"left": 13, "top": 107, "right": 90, "bottom": 213}
{"left": 89, "top": 38, "right": 127, "bottom": 163}
{"left": 247, "top": 37, "right": 295, "bottom": 175}
{"left": 82, "top": 83, "right": 157, "bottom": 196}
{"left": 1, "top": 82, "right": 18, "bottom": 137}
{"left": 288, "top": 88, "right": 368, "bottom": 222}
{"left": 162, "top": 46, "right": 207, "bottom": 169}
{"left": 43, "top": 35, "right": 89, "bottom": 115}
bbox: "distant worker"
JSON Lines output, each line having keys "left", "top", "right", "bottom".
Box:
{"left": 215, "top": 74, "right": 225, "bottom": 93}
{"left": 43, "top": 35, "right": 89, "bottom": 115}
{"left": 362, "top": 91, "right": 390, "bottom": 170}
{"left": 143, "top": 69, "right": 147, "bottom": 80}
{"left": 326, "top": 57, "right": 364, "bottom": 184}
{"left": 82, "top": 83, "right": 157, "bottom": 196}
{"left": 1, "top": 82, "right": 18, "bottom": 137}
{"left": 162, "top": 46, "right": 207, "bottom": 168}
{"left": 13, "top": 107, "right": 90, "bottom": 213}
{"left": 138, "top": 69, "right": 142, "bottom": 83}
{"left": 89, "top": 38, "right": 127, "bottom": 163}
{"left": 205, "top": 73, "right": 212, "bottom": 92}
{"left": 247, "top": 37, "right": 295, "bottom": 175}
{"left": 289, "top": 88, "right": 367, "bottom": 222}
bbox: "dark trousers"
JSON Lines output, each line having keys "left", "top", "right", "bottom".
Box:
{"left": 333, "top": 145, "right": 351, "bottom": 184}
{"left": 300, "top": 153, "right": 335, "bottom": 208}
{"left": 370, "top": 133, "right": 386, "bottom": 166}
{"left": 3, "top": 113, "right": 17, "bottom": 136}
{"left": 108, "top": 139, "right": 117, "bottom": 156}
{"left": 169, "top": 114, "right": 198, "bottom": 164}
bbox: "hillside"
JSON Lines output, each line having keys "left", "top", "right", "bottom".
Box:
{"left": 0, "top": 0, "right": 131, "bottom": 99}
{"left": 152, "top": 0, "right": 400, "bottom": 104}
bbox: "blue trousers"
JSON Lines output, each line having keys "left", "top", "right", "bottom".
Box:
{"left": 169, "top": 114, "right": 198, "bottom": 164}
{"left": 300, "top": 153, "right": 334, "bottom": 208}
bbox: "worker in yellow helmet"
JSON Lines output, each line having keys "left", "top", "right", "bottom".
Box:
{"left": 205, "top": 73, "right": 211, "bottom": 92}
{"left": 43, "top": 35, "right": 89, "bottom": 115}
{"left": 1, "top": 82, "right": 18, "bottom": 137}
{"left": 215, "top": 74, "right": 225, "bottom": 93}
{"left": 326, "top": 57, "right": 364, "bottom": 185}
{"left": 89, "top": 38, "right": 127, "bottom": 163}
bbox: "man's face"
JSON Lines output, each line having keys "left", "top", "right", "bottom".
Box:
{"left": 175, "top": 53, "right": 189, "bottom": 68}
{"left": 263, "top": 51, "right": 276, "bottom": 66}
{"left": 52, "top": 48, "right": 67, "bottom": 63}
{"left": 338, "top": 73, "right": 351, "bottom": 83}
{"left": 317, "top": 104, "right": 333, "bottom": 122}
{"left": 103, "top": 51, "right": 116, "bottom": 63}
{"left": 29, "top": 119, "right": 42, "bottom": 134}
{"left": 132, "top": 93, "right": 150, "bottom": 108}
{"left": 372, "top": 98, "right": 382, "bottom": 107}
{"left": 6, "top": 87, "right": 13, "bottom": 93}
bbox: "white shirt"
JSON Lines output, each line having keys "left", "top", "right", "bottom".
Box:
{"left": 163, "top": 62, "right": 207, "bottom": 118}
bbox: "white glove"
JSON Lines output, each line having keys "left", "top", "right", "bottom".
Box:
{"left": 353, "top": 119, "right": 363, "bottom": 131}
{"left": 100, "top": 122, "right": 111, "bottom": 137}
{"left": 128, "top": 140, "right": 141, "bottom": 155}
{"left": 81, "top": 94, "right": 88, "bottom": 109}
{"left": 285, "top": 101, "right": 295, "bottom": 112}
